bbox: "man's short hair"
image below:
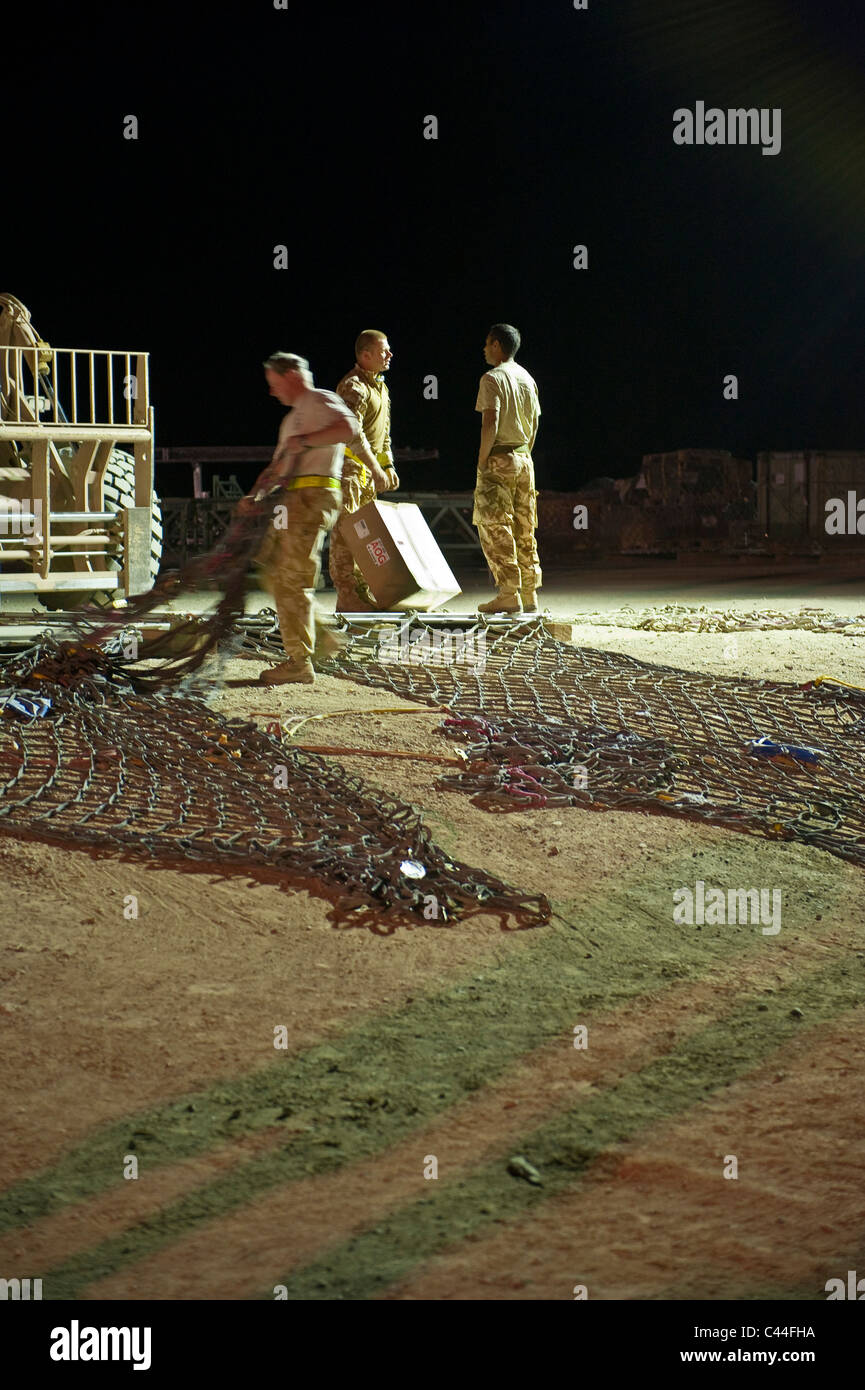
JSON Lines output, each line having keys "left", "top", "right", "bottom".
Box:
{"left": 262, "top": 352, "right": 310, "bottom": 375}
{"left": 355, "top": 329, "right": 386, "bottom": 360}
{"left": 487, "top": 323, "right": 521, "bottom": 357}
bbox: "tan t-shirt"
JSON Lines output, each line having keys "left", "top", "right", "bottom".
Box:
{"left": 475, "top": 360, "right": 540, "bottom": 451}
{"left": 273, "top": 387, "right": 357, "bottom": 480}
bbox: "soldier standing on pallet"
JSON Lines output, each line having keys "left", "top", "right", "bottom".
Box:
{"left": 238, "top": 352, "right": 357, "bottom": 685}
{"left": 474, "top": 323, "right": 542, "bottom": 614}
{"left": 331, "top": 330, "right": 400, "bottom": 612}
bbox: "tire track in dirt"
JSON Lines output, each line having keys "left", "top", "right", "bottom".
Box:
{"left": 0, "top": 1127, "right": 291, "bottom": 1275}
{"left": 0, "top": 840, "right": 537, "bottom": 1180}
{"left": 247, "top": 958, "right": 862, "bottom": 1301}
{"left": 2, "top": 840, "right": 856, "bottom": 1295}
{"left": 78, "top": 931, "right": 857, "bottom": 1300}
{"left": 2, "top": 836, "right": 777, "bottom": 1226}
{"left": 377, "top": 1010, "right": 865, "bottom": 1301}
{"left": 29, "top": 952, "right": 863, "bottom": 1299}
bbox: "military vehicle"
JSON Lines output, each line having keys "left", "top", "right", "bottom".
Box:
{"left": 0, "top": 293, "right": 161, "bottom": 608}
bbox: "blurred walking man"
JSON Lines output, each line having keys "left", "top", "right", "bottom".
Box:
{"left": 332, "top": 330, "right": 399, "bottom": 612}
{"left": 473, "top": 323, "right": 542, "bottom": 614}
{"left": 239, "top": 352, "right": 357, "bottom": 684}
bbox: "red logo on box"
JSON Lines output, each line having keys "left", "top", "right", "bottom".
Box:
{"left": 367, "top": 539, "right": 389, "bottom": 566}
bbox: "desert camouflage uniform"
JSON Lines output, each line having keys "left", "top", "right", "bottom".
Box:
{"left": 474, "top": 359, "right": 542, "bottom": 597}
{"left": 254, "top": 386, "right": 353, "bottom": 664}
{"left": 257, "top": 488, "right": 342, "bottom": 663}
{"left": 331, "top": 365, "right": 396, "bottom": 606}
{"left": 472, "top": 450, "right": 542, "bottom": 596}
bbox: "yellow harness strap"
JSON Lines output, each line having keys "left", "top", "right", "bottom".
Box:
{"left": 344, "top": 447, "right": 371, "bottom": 474}
{"left": 283, "top": 475, "right": 341, "bottom": 491}
{"left": 344, "top": 447, "right": 393, "bottom": 474}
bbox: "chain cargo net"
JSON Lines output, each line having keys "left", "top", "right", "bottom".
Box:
{"left": 0, "top": 638, "right": 549, "bottom": 930}
{"left": 564, "top": 603, "right": 865, "bottom": 635}
{"left": 316, "top": 616, "right": 865, "bottom": 869}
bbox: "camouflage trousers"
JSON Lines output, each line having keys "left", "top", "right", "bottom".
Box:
{"left": 473, "top": 451, "right": 542, "bottom": 595}
{"left": 327, "top": 459, "right": 377, "bottom": 606}
{"left": 256, "top": 486, "right": 342, "bottom": 662}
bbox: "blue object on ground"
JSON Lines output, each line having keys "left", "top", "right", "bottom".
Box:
{"left": 747, "top": 736, "right": 825, "bottom": 764}
{"left": 1, "top": 693, "right": 53, "bottom": 719}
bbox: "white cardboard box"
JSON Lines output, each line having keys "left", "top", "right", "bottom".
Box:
{"left": 337, "top": 500, "right": 462, "bottom": 610}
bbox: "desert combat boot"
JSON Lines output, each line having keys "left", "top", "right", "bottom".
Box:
{"left": 259, "top": 656, "right": 316, "bottom": 685}
{"left": 477, "top": 592, "right": 523, "bottom": 615}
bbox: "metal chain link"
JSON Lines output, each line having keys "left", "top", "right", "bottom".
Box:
{"left": 321, "top": 617, "right": 865, "bottom": 867}
{"left": 566, "top": 603, "right": 865, "bottom": 634}
{"left": 0, "top": 636, "right": 549, "bottom": 929}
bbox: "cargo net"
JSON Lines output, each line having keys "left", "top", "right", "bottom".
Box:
{"left": 0, "top": 638, "right": 549, "bottom": 930}
{"left": 319, "top": 617, "right": 865, "bottom": 869}
{"left": 564, "top": 603, "right": 865, "bottom": 635}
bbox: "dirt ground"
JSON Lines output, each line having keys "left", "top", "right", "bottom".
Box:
{"left": 1, "top": 570, "right": 864, "bottom": 1301}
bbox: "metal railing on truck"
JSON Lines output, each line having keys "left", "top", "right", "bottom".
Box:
{"left": 0, "top": 343, "right": 154, "bottom": 595}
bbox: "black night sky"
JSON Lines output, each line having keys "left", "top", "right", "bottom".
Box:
{"left": 8, "top": 0, "right": 865, "bottom": 494}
